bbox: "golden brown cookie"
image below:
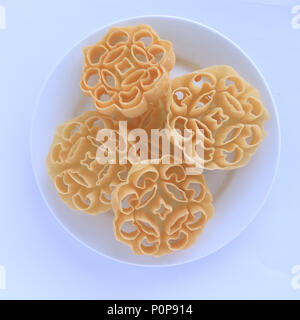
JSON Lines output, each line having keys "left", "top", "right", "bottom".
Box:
{"left": 112, "top": 162, "right": 214, "bottom": 256}
{"left": 46, "top": 111, "right": 129, "bottom": 214}
{"left": 167, "top": 65, "right": 269, "bottom": 169}
{"left": 80, "top": 25, "right": 175, "bottom": 120}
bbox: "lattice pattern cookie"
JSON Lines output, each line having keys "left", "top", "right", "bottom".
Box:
{"left": 80, "top": 25, "right": 175, "bottom": 119}
{"left": 167, "top": 65, "right": 269, "bottom": 169}
{"left": 45, "top": 24, "right": 271, "bottom": 257}
{"left": 46, "top": 111, "right": 129, "bottom": 214}
{"left": 112, "top": 163, "right": 214, "bottom": 256}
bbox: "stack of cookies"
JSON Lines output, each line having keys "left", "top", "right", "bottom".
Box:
{"left": 46, "top": 25, "right": 268, "bottom": 256}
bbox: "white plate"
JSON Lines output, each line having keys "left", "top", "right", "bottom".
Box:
{"left": 30, "top": 16, "right": 280, "bottom": 266}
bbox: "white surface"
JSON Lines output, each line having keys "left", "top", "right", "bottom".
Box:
{"left": 0, "top": 0, "right": 299, "bottom": 299}
{"left": 31, "top": 16, "right": 279, "bottom": 266}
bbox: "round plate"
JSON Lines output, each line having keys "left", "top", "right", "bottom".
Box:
{"left": 30, "top": 16, "right": 280, "bottom": 266}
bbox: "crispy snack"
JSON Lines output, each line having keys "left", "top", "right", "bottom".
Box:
{"left": 46, "top": 111, "right": 129, "bottom": 214}
{"left": 125, "top": 98, "right": 168, "bottom": 135}
{"left": 80, "top": 25, "right": 175, "bottom": 119}
{"left": 167, "top": 65, "right": 269, "bottom": 169}
{"left": 112, "top": 163, "right": 214, "bottom": 256}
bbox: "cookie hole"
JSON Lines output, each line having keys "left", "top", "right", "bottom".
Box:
{"left": 92, "top": 119, "right": 105, "bottom": 128}
{"left": 121, "top": 221, "right": 137, "bottom": 234}
{"left": 67, "top": 123, "right": 81, "bottom": 138}
{"left": 188, "top": 182, "right": 203, "bottom": 200}
{"left": 223, "top": 128, "right": 240, "bottom": 144}
{"left": 81, "top": 153, "right": 94, "bottom": 169}
{"left": 118, "top": 169, "right": 128, "bottom": 181}
{"left": 86, "top": 72, "right": 99, "bottom": 87}
{"left": 187, "top": 211, "right": 204, "bottom": 230}
{"left": 166, "top": 184, "right": 186, "bottom": 201}
{"left": 225, "top": 79, "right": 235, "bottom": 88}
{"left": 244, "top": 126, "right": 261, "bottom": 146}
{"left": 68, "top": 171, "right": 89, "bottom": 188}
{"left": 101, "top": 70, "right": 117, "bottom": 89}
{"left": 137, "top": 220, "right": 157, "bottom": 236}
{"left": 154, "top": 51, "right": 163, "bottom": 63}
{"left": 156, "top": 203, "right": 169, "bottom": 216}
{"left": 174, "top": 90, "right": 184, "bottom": 101}
{"left": 108, "top": 30, "right": 128, "bottom": 47}
{"left": 148, "top": 44, "right": 166, "bottom": 64}
{"left": 134, "top": 30, "right": 153, "bottom": 47}
{"left": 173, "top": 87, "right": 192, "bottom": 106}
{"left": 81, "top": 198, "right": 90, "bottom": 206}
{"left": 73, "top": 194, "right": 91, "bottom": 210}
{"left": 121, "top": 193, "right": 137, "bottom": 211}
{"left": 193, "top": 74, "right": 213, "bottom": 88}
{"left": 136, "top": 54, "right": 147, "bottom": 63}
{"left": 116, "top": 58, "right": 133, "bottom": 75}
{"left": 165, "top": 165, "right": 186, "bottom": 182}
{"left": 137, "top": 171, "right": 158, "bottom": 188}
{"left": 168, "top": 232, "right": 187, "bottom": 249}
{"left": 170, "top": 215, "right": 187, "bottom": 234}
{"left": 191, "top": 211, "right": 202, "bottom": 223}
{"left": 120, "top": 87, "right": 139, "bottom": 103}
{"left": 101, "top": 93, "right": 111, "bottom": 102}
{"left": 246, "top": 97, "right": 263, "bottom": 117}
{"left": 123, "top": 69, "right": 145, "bottom": 86}
{"left": 104, "top": 46, "right": 126, "bottom": 64}
{"left": 204, "top": 148, "right": 214, "bottom": 162}
{"left": 139, "top": 188, "right": 155, "bottom": 205}
{"left": 201, "top": 93, "right": 213, "bottom": 104}
{"left": 211, "top": 110, "right": 226, "bottom": 125}
{"left": 223, "top": 149, "right": 237, "bottom": 163}
{"left": 95, "top": 87, "right": 113, "bottom": 102}
{"left": 223, "top": 93, "right": 243, "bottom": 113}
{"left": 196, "top": 100, "right": 205, "bottom": 109}
{"left": 55, "top": 174, "right": 69, "bottom": 194}
{"left": 97, "top": 164, "right": 109, "bottom": 182}
{"left": 102, "top": 193, "right": 111, "bottom": 201}
{"left": 141, "top": 238, "right": 155, "bottom": 247}
{"left": 156, "top": 203, "right": 172, "bottom": 219}
{"left": 88, "top": 46, "right": 107, "bottom": 64}
{"left": 195, "top": 93, "right": 213, "bottom": 110}
{"left": 212, "top": 114, "right": 223, "bottom": 123}
{"left": 224, "top": 76, "right": 243, "bottom": 93}
{"left": 140, "top": 238, "right": 157, "bottom": 254}
{"left": 246, "top": 134, "right": 253, "bottom": 145}
{"left": 142, "top": 68, "right": 160, "bottom": 86}
{"left": 85, "top": 116, "right": 104, "bottom": 129}
{"left": 66, "top": 137, "right": 84, "bottom": 160}
{"left": 121, "top": 195, "right": 131, "bottom": 210}
{"left": 132, "top": 46, "right": 148, "bottom": 64}
{"left": 107, "top": 75, "right": 115, "bottom": 87}
{"left": 194, "top": 120, "right": 213, "bottom": 141}
{"left": 174, "top": 117, "right": 187, "bottom": 134}
{"left": 120, "top": 220, "right": 139, "bottom": 240}
{"left": 141, "top": 35, "right": 153, "bottom": 46}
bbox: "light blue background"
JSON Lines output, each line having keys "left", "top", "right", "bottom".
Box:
{"left": 0, "top": 0, "right": 299, "bottom": 299}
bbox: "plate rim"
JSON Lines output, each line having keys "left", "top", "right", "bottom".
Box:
{"left": 30, "top": 15, "right": 281, "bottom": 267}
